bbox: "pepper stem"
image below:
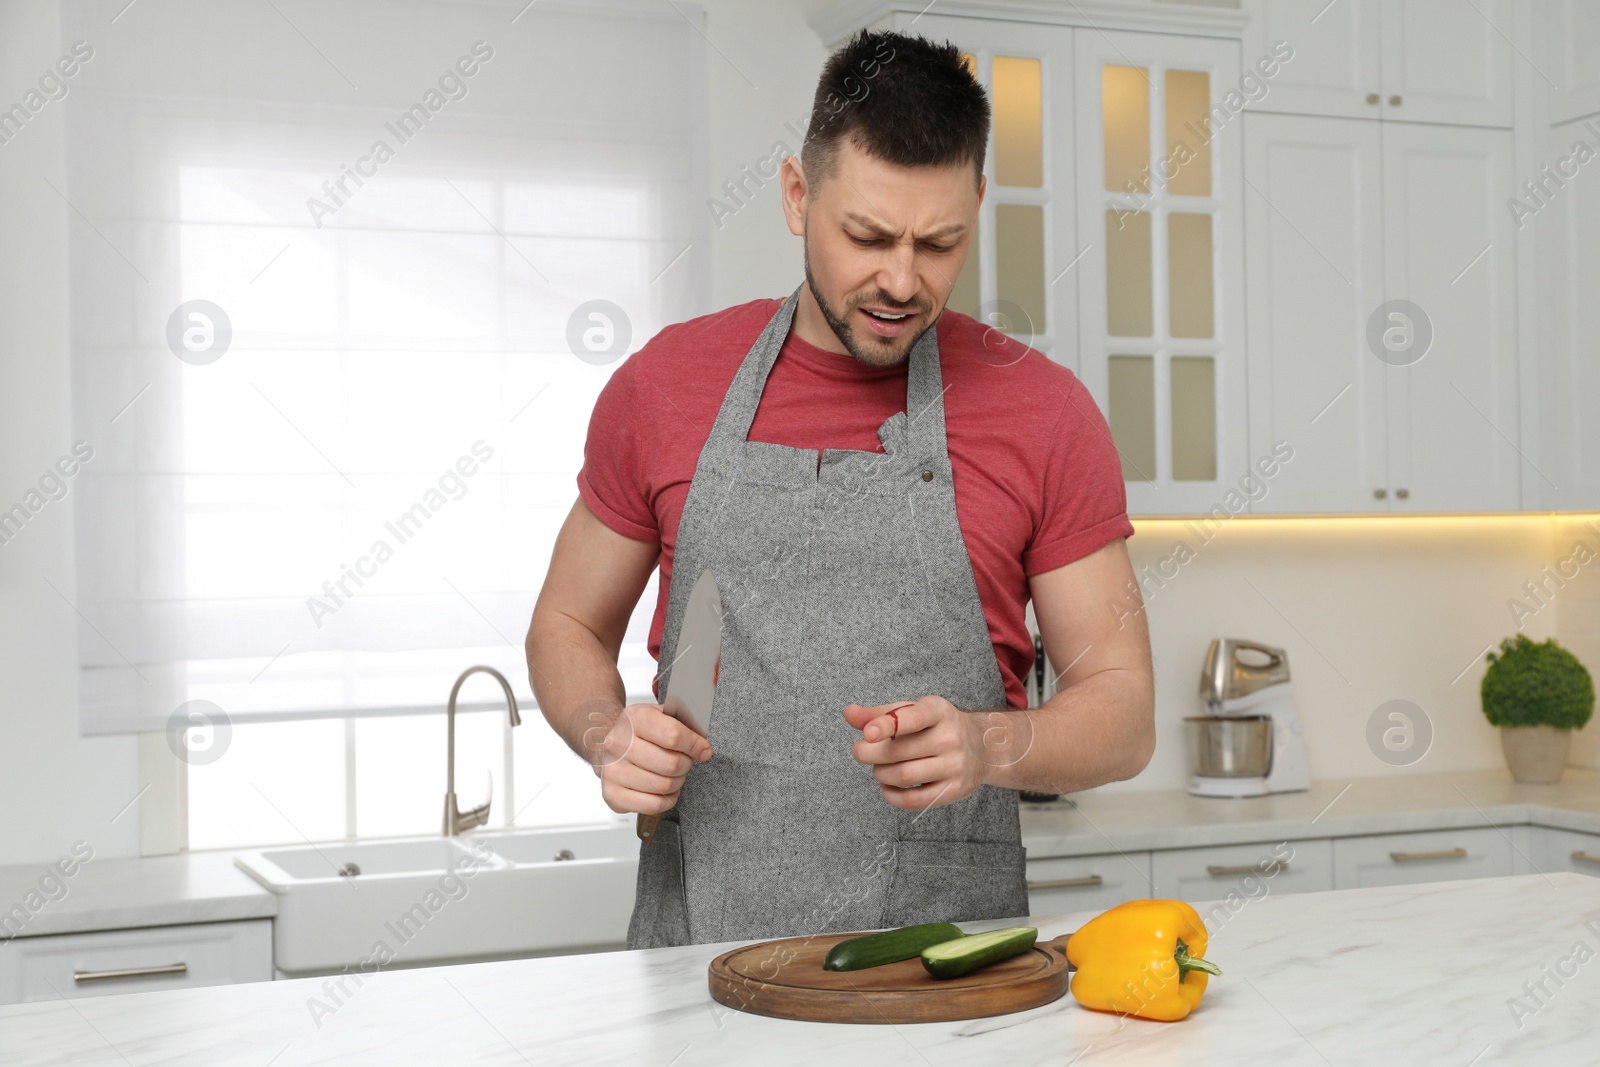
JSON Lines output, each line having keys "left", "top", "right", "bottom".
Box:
{"left": 1174, "top": 937, "right": 1222, "bottom": 978}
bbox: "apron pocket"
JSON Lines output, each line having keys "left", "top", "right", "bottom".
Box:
{"left": 625, "top": 814, "right": 691, "bottom": 949}
{"left": 879, "top": 838, "right": 1030, "bottom": 930}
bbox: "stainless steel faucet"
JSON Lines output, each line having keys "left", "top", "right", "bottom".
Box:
{"left": 443, "top": 665, "right": 522, "bottom": 835}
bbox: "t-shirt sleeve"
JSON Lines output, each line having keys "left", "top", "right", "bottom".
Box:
{"left": 576, "top": 357, "right": 659, "bottom": 544}
{"left": 1022, "top": 374, "right": 1136, "bottom": 576}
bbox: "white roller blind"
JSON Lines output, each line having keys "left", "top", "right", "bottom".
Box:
{"left": 65, "top": 0, "right": 704, "bottom": 732}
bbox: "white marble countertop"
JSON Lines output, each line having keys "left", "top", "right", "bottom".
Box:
{"left": 0, "top": 848, "right": 274, "bottom": 939}
{"left": 3, "top": 871, "right": 1596, "bottom": 1065}
{"left": 1020, "top": 767, "right": 1600, "bottom": 858}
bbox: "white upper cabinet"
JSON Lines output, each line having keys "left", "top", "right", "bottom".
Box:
{"left": 1532, "top": 114, "right": 1600, "bottom": 510}
{"left": 1243, "top": 114, "right": 1519, "bottom": 513}
{"left": 1380, "top": 122, "right": 1520, "bottom": 512}
{"left": 1538, "top": 0, "right": 1600, "bottom": 125}
{"left": 1241, "top": 0, "right": 1383, "bottom": 120}
{"left": 1243, "top": 114, "right": 1387, "bottom": 512}
{"left": 1378, "top": 0, "right": 1515, "bottom": 127}
{"left": 1529, "top": 9, "right": 1600, "bottom": 510}
{"left": 1074, "top": 30, "right": 1250, "bottom": 515}
{"left": 1242, "top": 0, "right": 1514, "bottom": 127}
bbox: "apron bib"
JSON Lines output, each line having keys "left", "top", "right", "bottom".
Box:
{"left": 625, "top": 283, "right": 1028, "bottom": 949}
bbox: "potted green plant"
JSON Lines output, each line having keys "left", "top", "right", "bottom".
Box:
{"left": 1481, "top": 635, "right": 1594, "bottom": 784}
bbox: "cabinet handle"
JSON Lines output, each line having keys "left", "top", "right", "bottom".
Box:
{"left": 74, "top": 962, "right": 188, "bottom": 983}
{"left": 1373, "top": 488, "right": 1387, "bottom": 500}
{"left": 1027, "top": 874, "right": 1104, "bottom": 890}
{"left": 1395, "top": 488, "right": 1409, "bottom": 500}
{"left": 1572, "top": 850, "right": 1600, "bottom": 866}
{"left": 1388, "top": 94, "right": 1402, "bottom": 106}
{"left": 1389, "top": 847, "right": 1467, "bottom": 863}
{"left": 1366, "top": 92, "right": 1380, "bottom": 105}
{"left": 1207, "top": 861, "right": 1289, "bottom": 877}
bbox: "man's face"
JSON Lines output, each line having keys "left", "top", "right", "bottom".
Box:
{"left": 786, "top": 138, "right": 983, "bottom": 367}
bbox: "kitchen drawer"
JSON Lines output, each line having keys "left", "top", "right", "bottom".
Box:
{"left": 1332, "top": 828, "right": 1512, "bottom": 890}
{"left": 0, "top": 919, "right": 272, "bottom": 1005}
{"left": 1025, "top": 851, "right": 1152, "bottom": 918}
{"left": 1152, "top": 839, "right": 1332, "bottom": 904}
{"left": 1522, "top": 827, "right": 1600, "bottom": 878}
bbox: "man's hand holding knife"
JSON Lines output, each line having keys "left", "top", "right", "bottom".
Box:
{"left": 591, "top": 702, "right": 712, "bottom": 817}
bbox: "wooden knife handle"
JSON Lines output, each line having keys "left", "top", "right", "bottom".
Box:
{"left": 637, "top": 811, "right": 662, "bottom": 844}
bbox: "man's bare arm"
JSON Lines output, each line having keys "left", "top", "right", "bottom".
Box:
{"left": 992, "top": 536, "right": 1155, "bottom": 793}
{"left": 844, "top": 536, "right": 1155, "bottom": 807}
{"left": 526, "top": 498, "right": 711, "bottom": 812}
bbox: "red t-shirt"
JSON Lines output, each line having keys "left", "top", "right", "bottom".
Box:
{"left": 577, "top": 298, "right": 1134, "bottom": 709}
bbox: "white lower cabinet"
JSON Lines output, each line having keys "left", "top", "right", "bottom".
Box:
{"left": 1025, "top": 851, "right": 1152, "bottom": 917}
{"left": 0, "top": 919, "right": 272, "bottom": 1005}
{"left": 1520, "top": 827, "right": 1600, "bottom": 878}
{"left": 1032, "top": 825, "right": 1583, "bottom": 922}
{"left": 1331, "top": 827, "right": 1513, "bottom": 889}
{"left": 1153, "top": 838, "right": 1333, "bottom": 901}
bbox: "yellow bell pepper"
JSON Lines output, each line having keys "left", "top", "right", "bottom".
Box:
{"left": 1065, "top": 899, "right": 1221, "bottom": 1022}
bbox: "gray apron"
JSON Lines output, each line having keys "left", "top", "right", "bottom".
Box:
{"left": 625, "top": 283, "right": 1029, "bottom": 949}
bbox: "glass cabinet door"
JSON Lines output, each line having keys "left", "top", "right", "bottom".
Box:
{"left": 1076, "top": 30, "right": 1246, "bottom": 515}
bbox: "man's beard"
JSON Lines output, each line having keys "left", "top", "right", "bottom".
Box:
{"left": 802, "top": 233, "right": 935, "bottom": 368}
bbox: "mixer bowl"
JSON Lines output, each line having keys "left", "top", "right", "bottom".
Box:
{"left": 1184, "top": 715, "right": 1273, "bottom": 778}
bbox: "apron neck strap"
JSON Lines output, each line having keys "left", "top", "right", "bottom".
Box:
{"left": 705, "top": 282, "right": 950, "bottom": 457}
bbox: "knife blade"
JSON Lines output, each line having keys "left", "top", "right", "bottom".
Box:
{"left": 638, "top": 567, "right": 722, "bottom": 846}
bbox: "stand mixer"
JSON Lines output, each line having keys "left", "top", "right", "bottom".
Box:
{"left": 1185, "top": 638, "right": 1311, "bottom": 798}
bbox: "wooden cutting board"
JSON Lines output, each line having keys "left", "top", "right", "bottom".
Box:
{"left": 708, "top": 930, "right": 1073, "bottom": 1024}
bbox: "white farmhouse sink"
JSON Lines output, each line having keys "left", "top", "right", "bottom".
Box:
{"left": 235, "top": 818, "right": 640, "bottom": 974}
{"left": 471, "top": 823, "right": 636, "bottom": 865}
{"left": 254, "top": 838, "right": 482, "bottom": 879}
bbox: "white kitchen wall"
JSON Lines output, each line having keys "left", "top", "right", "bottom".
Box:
{"left": 701, "top": 0, "right": 831, "bottom": 309}
{"left": 0, "top": 0, "right": 1587, "bottom": 867}
{"left": 1116, "top": 517, "right": 1569, "bottom": 793}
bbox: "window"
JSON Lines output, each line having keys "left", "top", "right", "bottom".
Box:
{"left": 62, "top": 0, "right": 705, "bottom": 845}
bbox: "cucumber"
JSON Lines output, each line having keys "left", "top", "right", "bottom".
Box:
{"left": 823, "top": 922, "right": 966, "bottom": 971}
{"left": 919, "top": 926, "right": 1038, "bottom": 979}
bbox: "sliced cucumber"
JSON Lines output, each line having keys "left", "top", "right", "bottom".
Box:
{"left": 919, "top": 926, "right": 1038, "bottom": 979}
{"left": 823, "top": 922, "right": 966, "bottom": 972}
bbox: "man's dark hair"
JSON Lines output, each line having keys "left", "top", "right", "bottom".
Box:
{"left": 801, "top": 30, "right": 991, "bottom": 194}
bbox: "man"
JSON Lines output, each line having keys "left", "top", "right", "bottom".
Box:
{"left": 526, "top": 29, "right": 1154, "bottom": 950}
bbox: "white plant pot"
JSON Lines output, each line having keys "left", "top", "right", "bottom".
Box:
{"left": 1499, "top": 725, "right": 1571, "bottom": 785}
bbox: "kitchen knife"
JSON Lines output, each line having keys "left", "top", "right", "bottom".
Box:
{"left": 637, "top": 567, "right": 723, "bottom": 846}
